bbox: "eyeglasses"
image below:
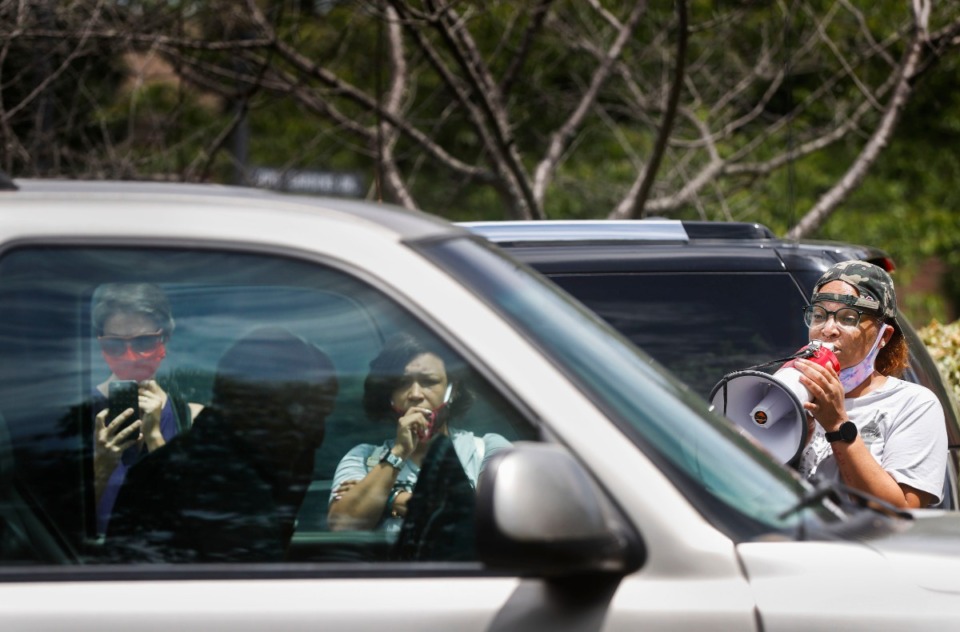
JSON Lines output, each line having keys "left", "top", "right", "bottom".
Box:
{"left": 98, "top": 330, "right": 165, "bottom": 357}
{"left": 802, "top": 305, "right": 873, "bottom": 329}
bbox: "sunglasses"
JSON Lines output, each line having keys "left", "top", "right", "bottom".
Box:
{"left": 98, "top": 330, "right": 165, "bottom": 357}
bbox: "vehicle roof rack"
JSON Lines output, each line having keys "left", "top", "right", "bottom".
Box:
{"left": 680, "top": 221, "right": 775, "bottom": 240}
{"left": 460, "top": 220, "right": 689, "bottom": 243}
{"left": 460, "top": 219, "right": 777, "bottom": 244}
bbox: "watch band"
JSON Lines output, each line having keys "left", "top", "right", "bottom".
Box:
{"left": 381, "top": 450, "right": 404, "bottom": 470}
{"left": 825, "top": 421, "right": 858, "bottom": 444}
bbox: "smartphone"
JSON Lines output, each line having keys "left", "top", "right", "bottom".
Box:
{"left": 421, "top": 383, "right": 455, "bottom": 439}
{"left": 107, "top": 380, "right": 141, "bottom": 434}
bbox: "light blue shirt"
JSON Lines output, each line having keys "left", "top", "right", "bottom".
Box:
{"left": 330, "top": 429, "right": 511, "bottom": 533}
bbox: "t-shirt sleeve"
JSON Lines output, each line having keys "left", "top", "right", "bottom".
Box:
{"left": 481, "top": 433, "right": 512, "bottom": 472}
{"left": 882, "top": 387, "right": 948, "bottom": 503}
{"left": 329, "top": 443, "right": 376, "bottom": 505}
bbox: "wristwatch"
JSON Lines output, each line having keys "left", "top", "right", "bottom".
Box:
{"left": 825, "top": 421, "right": 858, "bottom": 444}
{"left": 380, "top": 451, "right": 404, "bottom": 470}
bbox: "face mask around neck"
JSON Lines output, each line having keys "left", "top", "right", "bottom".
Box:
{"left": 838, "top": 323, "right": 890, "bottom": 394}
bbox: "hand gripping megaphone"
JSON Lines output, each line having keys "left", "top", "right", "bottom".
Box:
{"left": 708, "top": 341, "right": 839, "bottom": 466}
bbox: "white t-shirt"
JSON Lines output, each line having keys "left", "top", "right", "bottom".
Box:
{"left": 798, "top": 377, "right": 947, "bottom": 504}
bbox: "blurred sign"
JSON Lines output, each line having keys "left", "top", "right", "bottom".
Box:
{"left": 248, "top": 168, "right": 364, "bottom": 198}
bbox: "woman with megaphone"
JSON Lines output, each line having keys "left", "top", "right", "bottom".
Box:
{"left": 793, "top": 261, "right": 947, "bottom": 509}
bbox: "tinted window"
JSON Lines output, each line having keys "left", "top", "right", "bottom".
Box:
{"left": 548, "top": 273, "right": 810, "bottom": 398}
{"left": 423, "top": 239, "right": 832, "bottom": 541}
{"left": 0, "top": 246, "right": 535, "bottom": 565}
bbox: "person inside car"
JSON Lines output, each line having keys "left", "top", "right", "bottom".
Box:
{"left": 106, "top": 326, "right": 338, "bottom": 562}
{"left": 795, "top": 261, "right": 947, "bottom": 509}
{"left": 90, "top": 282, "right": 203, "bottom": 534}
{"left": 327, "top": 334, "right": 510, "bottom": 536}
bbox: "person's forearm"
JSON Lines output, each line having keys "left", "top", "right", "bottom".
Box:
{"left": 328, "top": 464, "right": 399, "bottom": 531}
{"left": 143, "top": 430, "right": 165, "bottom": 451}
{"left": 831, "top": 440, "right": 915, "bottom": 508}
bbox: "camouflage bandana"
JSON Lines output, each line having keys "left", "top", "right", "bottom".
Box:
{"left": 811, "top": 260, "right": 898, "bottom": 322}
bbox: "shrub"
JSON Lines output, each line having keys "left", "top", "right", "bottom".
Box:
{"left": 917, "top": 319, "right": 960, "bottom": 405}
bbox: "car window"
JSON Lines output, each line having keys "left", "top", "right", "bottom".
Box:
{"left": 546, "top": 272, "right": 811, "bottom": 398}
{"left": 421, "top": 238, "right": 841, "bottom": 541}
{"left": 0, "top": 246, "right": 537, "bottom": 565}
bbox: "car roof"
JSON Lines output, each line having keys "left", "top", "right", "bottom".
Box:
{"left": 4, "top": 178, "right": 464, "bottom": 243}
{"left": 460, "top": 219, "right": 894, "bottom": 275}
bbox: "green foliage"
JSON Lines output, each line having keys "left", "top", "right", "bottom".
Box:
{"left": 94, "top": 81, "right": 230, "bottom": 177}
{"left": 918, "top": 319, "right": 960, "bottom": 406}
{"left": 0, "top": 15, "right": 128, "bottom": 175}
{"left": 4, "top": 1, "right": 958, "bottom": 318}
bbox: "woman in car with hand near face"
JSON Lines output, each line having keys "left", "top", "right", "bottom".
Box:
{"left": 328, "top": 334, "right": 510, "bottom": 534}
{"left": 795, "top": 261, "right": 947, "bottom": 509}
{"left": 91, "top": 283, "right": 203, "bottom": 533}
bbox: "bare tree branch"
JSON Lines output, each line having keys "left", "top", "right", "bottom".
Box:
{"left": 499, "top": 0, "right": 555, "bottom": 97}
{"left": 612, "top": 0, "right": 687, "bottom": 219}
{"left": 4, "top": 0, "right": 958, "bottom": 230}
{"left": 803, "top": 2, "right": 884, "bottom": 112}
{"left": 533, "top": 0, "right": 646, "bottom": 206}
{"left": 410, "top": 0, "right": 542, "bottom": 219}
{"left": 378, "top": 5, "right": 417, "bottom": 209}
{"left": 786, "top": 10, "right": 929, "bottom": 239}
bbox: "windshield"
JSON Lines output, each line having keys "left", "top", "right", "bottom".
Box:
{"left": 420, "top": 236, "right": 846, "bottom": 540}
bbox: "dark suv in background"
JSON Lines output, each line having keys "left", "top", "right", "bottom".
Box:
{"left": 462, "top": 219, "right": 960, "bottom": 509}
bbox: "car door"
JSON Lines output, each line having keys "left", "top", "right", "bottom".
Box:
{"left": 0, "top": 240, "right": 540, "bottom": 629}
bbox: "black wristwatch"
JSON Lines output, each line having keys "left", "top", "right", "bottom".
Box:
{"left": 826, "top": 421, "right": 858, "bottom": 444}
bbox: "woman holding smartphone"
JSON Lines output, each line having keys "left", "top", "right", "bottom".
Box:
{"left": 327, "top": 334, "right": 510, "bottom": 535}
{"left": 91, "top": 282, "right": 203, "bottom": 534}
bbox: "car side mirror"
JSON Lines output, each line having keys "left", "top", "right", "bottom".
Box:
{"left": 476, "top": 442, "right": 643, "bottom": 577}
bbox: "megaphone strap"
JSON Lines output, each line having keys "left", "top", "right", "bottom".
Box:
{"left": 741, "top": 351, "right": 808, "bottom": 372}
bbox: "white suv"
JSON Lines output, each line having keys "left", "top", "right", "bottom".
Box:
{"left": 1, "top": 180, "right": 959, "bottom": 630}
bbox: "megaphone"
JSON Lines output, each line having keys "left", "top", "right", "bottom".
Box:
{"left": 709, "top": 341, "right": 839, "bottom": 466}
